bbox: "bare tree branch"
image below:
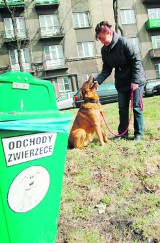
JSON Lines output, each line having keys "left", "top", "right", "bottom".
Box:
{"left": 113, "top": 0, "right": 124, "bottom": 36}
{"left": 4, "top": 0, "right": 24, "bottom": 71}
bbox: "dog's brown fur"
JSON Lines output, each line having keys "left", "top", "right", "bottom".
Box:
{"left": 68, "top": 76, "right": 108, "bottom": 149}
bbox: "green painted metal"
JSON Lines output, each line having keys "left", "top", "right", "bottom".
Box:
{"left": 0, "top": 71, "right": 73, "bottom": 243}
{"left": 35, "top": 0, "right": 59, "bottom": 4}
{"left": 0, "top": 71, "right": 58, "bottom": 113}
{"left": 145, "top": 18, "right": 160, "bottom": 30}
{"left": 0, "top": 0, "right": 25, "bottom": 7}
{"left": 0, "top": 131, "right": 69, "bottom": 243}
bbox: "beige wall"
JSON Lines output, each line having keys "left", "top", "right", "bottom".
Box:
{"left": 63, "top": 0, "right": 115, "bottom": 82}
{"left": 59, "top": 0, "right": 78, "bottom": 59}
{"left": 119, "top": 0, "right": 158, "bottom": 79}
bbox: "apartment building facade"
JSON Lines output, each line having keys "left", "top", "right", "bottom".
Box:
{"left": 0, "top": 0, "right": 159, "bottom": 97}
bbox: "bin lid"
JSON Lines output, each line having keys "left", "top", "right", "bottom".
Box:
{"left": 0, "top": 110, "right": 72, "bottom": 121}
{"left": 0, "top": 71, "right": 58, "bottom": 113}
{"left": 0, "top": 110, "right": 73, "bottom": 133}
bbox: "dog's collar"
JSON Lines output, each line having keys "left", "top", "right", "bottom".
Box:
{"left": 84, "top": 99, "right": 100, "bottom": 104}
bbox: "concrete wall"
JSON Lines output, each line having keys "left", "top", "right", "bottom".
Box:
{"left": 119, "top": 0, "right": 158, "bottom": 79}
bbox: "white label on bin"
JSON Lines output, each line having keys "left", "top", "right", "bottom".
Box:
{"left": 8, "top": 166, "right": 50, "bottom": 213}
{"left": 2, "top": 132, "right": 57, "bottom": 166}
{"left": 12, "top": 82, "right": 29, "bottom": 90}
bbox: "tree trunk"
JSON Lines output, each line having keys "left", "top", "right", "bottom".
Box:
{"left": 4, "top": 0, "right": 23, "bottom": 71}
{"left": 113, "top": 0, "right": 124, "bottom": 36}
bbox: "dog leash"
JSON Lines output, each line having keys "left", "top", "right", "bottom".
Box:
{"left": 100, "top": 88, "right": 143, "bottom": 137}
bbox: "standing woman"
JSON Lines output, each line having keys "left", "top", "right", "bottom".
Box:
{"left": 94, "top": 21, "right": 146, "bottom": 141}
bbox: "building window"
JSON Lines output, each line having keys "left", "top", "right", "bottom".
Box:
{"left": 9, "top": 48, "right": 31, "bottom": 72}
{"left": 155, "top": 64, "right": 160, "bottom": 78}
{"left": 148, "top": 8, "right": 160, "bottom": 19}
{"left": 120, "top": 9, "right": 136, "bottom": 24}
{"left": 44, "top": 45, "right": 64, "bottom": 69}
{"left": 57, "top": 77, "right": 71, "bottom": 93}
{"left": 73, "top": 12, "right": 90, "bottom": 28}
{"left": 77, "top": 42, "right": 94, "bottom": 58}
{"left": 4, "top": 17, "right": 26, "bottom": 38}
{"left": 39, "top": 15, "right": 59, "bottom": 36}
{"left": 128, "top": 37, "right": 140, "bottom": 52}
{"left": 151, "top": 35, "right": 160, "bottom": 49}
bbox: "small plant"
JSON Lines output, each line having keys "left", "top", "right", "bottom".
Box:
{"left": 101, "top": 196, "right": 111, "bottom": 205}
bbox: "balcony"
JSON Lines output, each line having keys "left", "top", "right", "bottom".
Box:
{"left": 3, "top": 29, "right": 29, "bottom": 44}
{"left": 0, "top": 0, "right": 25, "bottom": 9}
{"left": 34, "top": 0, "right": 59, "bottom": 10}
{"left": 44, "top": 59, "right": 68, "bottom": 71}
{"left": 145, "top": 18, "right": 160, "bottom": 31}
{"left": 142, "top": 0, "right": 159, "bottom": 3}
{"left": 149, "top": 48, "right": 160, "bottom": 59}
{"left": 39, "top": 27, "right": 64, "bottom": 40}
{"left": 11, "top": 63, "right": 34, "bottom": 73}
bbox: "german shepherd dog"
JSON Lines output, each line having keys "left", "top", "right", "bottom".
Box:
{"left": 68, "top": 76, "right": 108, "bottom": 149}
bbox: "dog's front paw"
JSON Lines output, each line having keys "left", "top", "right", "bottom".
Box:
{"left": 83, "top": 140, "right": 89, "bottom": 147}
{"left": 104, "top": 137, "right": 109, "bottom": 143}
{"left": 100, "top": 141, "right": 106, "bottom": 146}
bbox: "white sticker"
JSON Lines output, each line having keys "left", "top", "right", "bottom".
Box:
{"left": 12, "top": 82, "right": 29, "bottom": 90}
{"left": 8, "top": 166, "right": 50, "bottom": 213}
{"left": 2, "top": 132, "right": 57, "bottom": 166}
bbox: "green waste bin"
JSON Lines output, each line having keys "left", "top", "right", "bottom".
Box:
{"left": 0, "top": 71, "right": 73, "bottom": 243}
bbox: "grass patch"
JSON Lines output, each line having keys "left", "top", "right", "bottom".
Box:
{"left": 68, "top": 228, "right": 105, "bottom": 243}
{"left": 57, "top": 96, "right": 160, "bottom": 243}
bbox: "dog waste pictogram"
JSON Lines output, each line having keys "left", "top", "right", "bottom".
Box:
{"left": 8, "top": 166, "right": 50, "bottom": 213}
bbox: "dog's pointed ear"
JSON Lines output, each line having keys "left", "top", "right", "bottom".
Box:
{"left": 88, "top": 75, "right": 93, "bottom": 85}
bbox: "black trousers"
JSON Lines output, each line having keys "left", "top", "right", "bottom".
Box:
{"left": 118, "top": 86, "right": 144, "bottom": 137}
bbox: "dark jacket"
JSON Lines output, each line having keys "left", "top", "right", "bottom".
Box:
{"left": 96, "top": 32, "right": 146, "bottom": 92}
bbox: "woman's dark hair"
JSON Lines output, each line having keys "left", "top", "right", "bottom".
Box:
{"left": 95, "top": 21, "right": 112, "bottom": 40}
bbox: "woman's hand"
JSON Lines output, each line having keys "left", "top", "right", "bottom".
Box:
{"left": 131, "top": 83, "right": 138, "bottom": 91}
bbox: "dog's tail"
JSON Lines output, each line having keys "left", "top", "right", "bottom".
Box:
{"left": 67, "top": 140, "right": 74, "bottom": 149}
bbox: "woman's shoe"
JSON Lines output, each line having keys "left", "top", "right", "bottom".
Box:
{"left": 134, "top": 135, "right": 142, "bottom": 141}
{"left": 114, "top": 136, "right": 128, "bottom": 141}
